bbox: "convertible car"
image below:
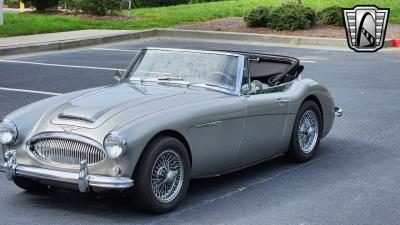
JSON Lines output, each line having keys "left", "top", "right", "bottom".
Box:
{"left": 0, "top": 48, "right": 342, "bottom": 213}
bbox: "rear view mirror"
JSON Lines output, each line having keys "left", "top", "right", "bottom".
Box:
{"left": 114, "top": 70, "right": 124, "bottom": 82}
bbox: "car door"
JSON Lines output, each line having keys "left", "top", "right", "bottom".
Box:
{"left": 235, "top": 84, "right": 291, "bottom": 166}
{"left": 187, "top": 96, "right": 247, "bottom": 177}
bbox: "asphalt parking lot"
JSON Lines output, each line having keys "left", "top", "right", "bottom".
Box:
{"left": 0, "top": 38, "right": 399, "bottom": 225}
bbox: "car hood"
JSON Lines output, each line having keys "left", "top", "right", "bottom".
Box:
{"left": 50, "top": 82, "right": 227, "bottom": 129}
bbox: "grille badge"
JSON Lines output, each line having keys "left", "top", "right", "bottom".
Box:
{"left": 60, "top": 124, "right": 81, "bottom": 132}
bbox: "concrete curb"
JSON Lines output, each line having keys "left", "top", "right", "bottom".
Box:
{"left": 157, "top": 29, "right": 349, "bottom": 47}
{"left": 0, "top": 28, "right": 397, "bottom": 56}
{"left": 0, "top": 29, "right": 157, "bottom": 56}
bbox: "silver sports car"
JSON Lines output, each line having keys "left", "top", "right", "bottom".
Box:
{"left": 0, "top": 48, "right": 342, "bottom": 213}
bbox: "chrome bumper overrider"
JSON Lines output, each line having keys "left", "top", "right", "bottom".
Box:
{"left": 0, "top": 150, "right": 133, "bottom": 192}
{"left": 334, "top": 107, "right": 343, "bottom": 117}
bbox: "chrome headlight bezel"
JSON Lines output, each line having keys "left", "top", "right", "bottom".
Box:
{"left": 0, "top": 119, "right": 18, "bottom": 145}
{"left": 103, "top": 131, "right": 127, "bottom": 159}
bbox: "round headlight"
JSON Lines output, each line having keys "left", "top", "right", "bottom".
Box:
{"left": 0, "top": 119, "right": 18, "bottom": 145}
{"left": 104, "top": 131, "right": 127, "bottom": 159}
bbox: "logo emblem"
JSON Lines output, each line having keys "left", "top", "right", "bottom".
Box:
{"left": 343, "top": 5, "right": 390, "bottom": 52}
{"left": 60, "top": 124, "right": 81, "bottom": 132}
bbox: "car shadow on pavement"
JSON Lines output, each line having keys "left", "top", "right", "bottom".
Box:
{"left": 14, "top": 139, "right": 340, "bottom": 221}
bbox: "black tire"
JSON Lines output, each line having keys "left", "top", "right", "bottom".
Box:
{"left": 13, "top": 177, "right": 51, "bottom": 192}
{"left": 286, "top": 100, "right": 322, "bottom": 162}
{"left": 129, "top": 136, "right": 190, "bottom": 214}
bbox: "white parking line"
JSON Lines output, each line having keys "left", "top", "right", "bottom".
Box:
{"left": 0, "top": 59, "right": 126, "bottom": 71}
{"left": 91, "top": 47, "right": 139, "bottom": 52}
{"left": 0, "top": 87, "right": 62, "bottom": 96}
{"left": 301, "top": 60, "right": 316, "bottom": 63}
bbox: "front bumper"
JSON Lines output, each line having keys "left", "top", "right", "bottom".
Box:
{"left": 0, "top": 151, "right": 134, "bottom": 192}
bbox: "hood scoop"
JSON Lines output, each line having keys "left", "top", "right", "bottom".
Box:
{"left": 57, "top": 113, "right": 95, "bottom": 123}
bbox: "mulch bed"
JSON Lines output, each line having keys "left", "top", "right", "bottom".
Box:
{"left": 174, "top": 17, "right": 400, "bottom": 39}
{"left": 25, "top": 9, "right": 140, "bottom": 21}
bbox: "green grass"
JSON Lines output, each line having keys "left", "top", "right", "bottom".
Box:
{"left": 1, "top": 0, "right": 399, "bottom": 37}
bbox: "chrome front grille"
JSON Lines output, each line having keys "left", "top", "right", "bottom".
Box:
{"left": 29, "top": 136, "right": 106, "bottom": 167}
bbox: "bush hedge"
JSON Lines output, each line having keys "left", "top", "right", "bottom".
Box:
{"left": 132, "top": 0, "right": 189, "bottom": 8}
{"left": 78, "top": 0, "right": 122, "bottom": 16}
{"left": 318, "top": 6, "right": 344, "bottom": 26}
{"left": 269, "top": 3, "right": 316, "bottom": 30}
{"left": 304, "top": 6, "right": 317, "bottom": 27}
{"left": 23, "top": 0, "right": 59, "bottom": 10}
{"left": 5, "top": 0, "right": 21, "bottom": 8}
{"left": 189, "top": 0, "right": 226, "bottom": 3}
{"left": 243, "top": 6, "right": 270, "bottom": 27}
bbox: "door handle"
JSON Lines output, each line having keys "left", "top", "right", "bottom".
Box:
{"left": 277, "top": 98, "right": 290, "bottom": 104}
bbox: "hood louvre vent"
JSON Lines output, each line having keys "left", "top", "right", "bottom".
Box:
{"left": 58, "top": 113, "right": 94, "bottom": 123}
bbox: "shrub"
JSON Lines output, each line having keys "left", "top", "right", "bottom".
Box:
{"left": 23, "top": 0, "right": 59, "bottom": 10}
{"left": 189, "top": 0, "right": 226, "bottom": 3}
{"left": 319, "top": 6, "right": 344, "bottom": 26}
{"left": 132, "top": 0, "right": 189, "bottom": 8}
{"left": 59, "top": 0, "right": 80, "bottom": 12}
{"left": 269, "top": 3, "right": 316, "bottom": 30}
{"left": 5, "top": 0, "right": 21, "bottom": 8}
{"left": 78, "top": 0, "right": 122, "bottom": 16}
{"left": 304, "top": 6, "right": 317, "bottom": 27}
{"left": 244, "top": 6, "right": 270, "bottom": 27}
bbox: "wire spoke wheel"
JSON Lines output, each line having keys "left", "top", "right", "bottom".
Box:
{"left": 298, "top": 110, "right": 319, "bottom": 153}
{"left": 151, "top": 150, "right": 184, "bottom": 203}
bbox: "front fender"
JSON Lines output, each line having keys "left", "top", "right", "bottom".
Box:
{"left": 117, "top": 96, "right": 246, "bottom": 178}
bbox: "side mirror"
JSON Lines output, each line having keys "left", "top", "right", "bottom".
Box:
{"left": 247, "top": 80, "right": 263, "bottom": 95}
{"left": 114, "top": 70, "right": 124, "bottom": 82}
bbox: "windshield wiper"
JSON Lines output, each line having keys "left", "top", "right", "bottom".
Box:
{"left": 157, "top": 76, "right": 183, "bottom": 81}
{"left": 203, "top": 83, "right": 220, "bottom": 87}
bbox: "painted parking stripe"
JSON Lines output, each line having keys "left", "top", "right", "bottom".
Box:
{"left": 91, "top": 47, "right": 139, "bottom": 52}
{"left": 0, "top": 87, "right": 62, "bottom": 96}
{"left": 301, "top": 60, "right": 316, "bottom": 63}
{"left": 0, "top": 59, "right": 126, "bottom": 71}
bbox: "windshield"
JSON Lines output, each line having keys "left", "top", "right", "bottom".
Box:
{"left": 128, "top": 49, "right": 239, "bottom": 90}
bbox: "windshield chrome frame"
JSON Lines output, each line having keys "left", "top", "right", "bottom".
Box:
{"left": 124, "top": 48, "right": 245, "bottom": 95}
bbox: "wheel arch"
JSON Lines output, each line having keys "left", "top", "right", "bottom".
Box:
{"left": 301, "top": 95, "right": 324, "bottom": 131}
{"left": 133, "top": 129, "right": 193, "bottom": 174}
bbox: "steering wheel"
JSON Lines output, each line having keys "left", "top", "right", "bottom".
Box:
{"left": 210, "top": 71, "right": 235, "bottom": 85}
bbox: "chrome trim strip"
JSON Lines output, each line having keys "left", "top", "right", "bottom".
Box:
{"left": 145, "top": 47, "right": 243, "bottom": 57}
{"left": 195, "top": 121, "right": 222, "bottom": 128}
{"left": 26, "top": 132, "right": 106, "bottom": 169}
{"left": 28, "top": 132, "right": 104, "bottom": 151}
{"left": 235, "top": 55, "right": 245, "bottom": 95}
{"left": 0, "top": 164, "right": 134, "bottom": 190}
